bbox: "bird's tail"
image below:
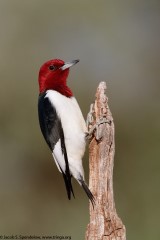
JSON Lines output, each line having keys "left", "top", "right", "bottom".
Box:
{"left": 79, "top": 179, "right": 95, "bottom": 207}
{"left": 62, "top": 171, "right": 75, "bottom": 200}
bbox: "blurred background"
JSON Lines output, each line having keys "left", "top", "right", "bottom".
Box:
{"left": 0, "top": 0, "right": 160, "bottom": 239}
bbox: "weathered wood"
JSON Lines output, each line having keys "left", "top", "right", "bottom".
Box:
{"left": 85, "top": 82, "right": 126, "bottom": 240}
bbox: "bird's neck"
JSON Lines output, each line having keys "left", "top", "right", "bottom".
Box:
{"left": 39, "top": 78, "right": 73, "bottom": 97}
{"left": 53, "top": 85, "right": 73, "bottom": 97}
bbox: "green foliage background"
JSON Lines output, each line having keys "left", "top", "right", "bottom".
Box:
{"left": 0, "top": 0, "right": 160, "bottom": 239}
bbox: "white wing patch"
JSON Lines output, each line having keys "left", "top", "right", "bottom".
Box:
{"left": 52, "top": 139, "right": 65, "bottom": 173}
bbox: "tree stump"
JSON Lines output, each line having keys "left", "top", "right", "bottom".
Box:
{"left": 85, "top": 82, "right": 126, "bottom": 240}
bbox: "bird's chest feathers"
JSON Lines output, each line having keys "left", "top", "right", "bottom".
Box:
{"left": 45, "top": 90, "right": 87, "bottom": 136}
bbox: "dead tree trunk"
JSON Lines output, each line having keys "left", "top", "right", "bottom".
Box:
{"left": 85, "top": 82, "right": 126, "bottom": 240}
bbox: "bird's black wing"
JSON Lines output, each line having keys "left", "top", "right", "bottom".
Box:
{"left": 38, "top": 92, "right": 74, "bottom": 199}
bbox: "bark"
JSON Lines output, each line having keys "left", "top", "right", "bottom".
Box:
{"left": 85, "top": 82, "right": 126, "bottom": 240}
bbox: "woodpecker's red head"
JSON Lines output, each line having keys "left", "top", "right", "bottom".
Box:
{"left": 38, "top": 59, "right": 79, "bottom": 97}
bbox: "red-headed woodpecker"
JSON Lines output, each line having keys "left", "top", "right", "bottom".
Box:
{"left": 38, "top": 59, "right": 94, "bottom": 205}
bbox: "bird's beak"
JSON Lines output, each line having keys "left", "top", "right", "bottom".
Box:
{"left": 60, "top": 59, "right": 79, "bottom": 71}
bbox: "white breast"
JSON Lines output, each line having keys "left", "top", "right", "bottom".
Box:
{"left": 45, "top": 90, "right": 87, "bottom": 180}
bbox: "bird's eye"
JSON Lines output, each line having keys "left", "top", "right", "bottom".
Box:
{"left": 49, "top": 65, "right": 56, "bottom": 71}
